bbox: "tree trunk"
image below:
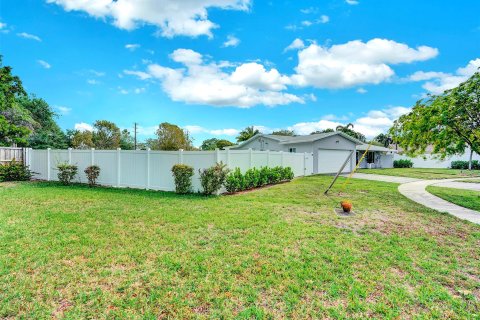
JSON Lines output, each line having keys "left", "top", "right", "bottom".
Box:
{"left": 468, "top": 149, "right": 473, "bottom": 170}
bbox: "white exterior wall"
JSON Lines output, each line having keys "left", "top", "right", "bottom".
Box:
{"left": 237, "top": 136, "right": 286, "bottom": 151}
{"left": 313, "top": 136, "right": 356, "bottom": 174}
{"left": 28, "top": 148, "right": 313, "bottom": 192}
{"left": 394, "top": 149, "right": 480, "bottom": 168}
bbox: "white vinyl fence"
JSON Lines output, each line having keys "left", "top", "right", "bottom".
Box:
{"left": 26, "top": 148, "right": 314, "bottom": 192}
{"left": 394, "top": 149, "right": 480, "bottom": 169}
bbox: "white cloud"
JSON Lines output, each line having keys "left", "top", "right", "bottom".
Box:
{"left": 123, "top": 70, "right": 152, "bottom": 80}
{"left": 300, "top": 7, "right": 319, "bottom": 14}
{"left": 293, "top": 14, "right": 329, "bottom": 30}
{"left": 184, "top": 125, "right": 239, "bottom": 136}
{"left": 127, "top": 48, "right": 304, "bottom": 108}
{"left": 408, "top": 58, "right": 480, "bottom": 94}
{"left": 54, "top": 106, "right": 71, "bottom": 115}
{"left": 223, "top": 35, "right": 240, "bottom": 47}
{"left": 47, "top": 0, "right": 250, "bottom": 38}
{"left": 37, "top": 60, "right": 51, "bottom": 69}
{"left": 125, "top": 43, "right": 140, "bottom": 51}
{"left": 288, "top": 120, "right": 342, "bottom": 135}
{"left": 319, "top": 15, "right": 329, "bottom": 23}
{"left": 356, "top": 88, "right": 367, "bottom": 94}
{"left": 89, "top": 69, "right": 105, "bottom": 77}
{"left": 18, "top": 32, "right": 41, "bottom": 41}
{"left": 291, "top": 38, "right": 438, "bottom": 88}
{"left": 133, "top": 87, "right": 146, "bottom": 94}
{"left": 346, "top": 0, "right": 359, "bottom": 5}
{"left": 75, "top": 122, "right": 93, "bottom": 132}
{"left": 284, "top": 38, "right": 305, "bottom": 52}
{"left": 87, "top": 79, "right": 99, "bottom": 85}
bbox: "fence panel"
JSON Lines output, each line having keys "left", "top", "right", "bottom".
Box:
{"left": 28, "top": 148, "right": 314, "bottom": 192}
{"left": 0, "top": 147, "right": 24, "bottom": 165}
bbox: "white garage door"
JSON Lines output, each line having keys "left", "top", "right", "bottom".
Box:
{"left": 317, "top": 149, "right": 352, "bottom": 174}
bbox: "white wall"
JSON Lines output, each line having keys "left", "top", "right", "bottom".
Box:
{"left": 394, "top": 149, "right": 480, "bottom": 168}
{"left": 27, "top": 148, "right": 314, "bottom": 192}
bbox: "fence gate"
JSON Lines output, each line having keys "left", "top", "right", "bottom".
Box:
{"left": 0, "top": 147, "right": 25, "bottom": 165}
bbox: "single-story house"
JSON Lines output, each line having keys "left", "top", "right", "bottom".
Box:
{"left": 356, "top": 144, "right": 396, "bottom": 169}
{"left": 232, "top": 132, "right": 396, "bottom": 174}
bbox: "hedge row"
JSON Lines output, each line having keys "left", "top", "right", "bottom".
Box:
{"left": 225, "top": 166, "right": 294, "bottom": 193}
{"left": 393, "top": 159, "right": 413, "bottom": 168}
{"left": 451, "top": 160, "right": 480, "bottom": 170}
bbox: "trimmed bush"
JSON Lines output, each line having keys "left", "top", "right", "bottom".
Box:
{"left": 199, "top": 162, "right": 230, "bottom": 195}
{"left": 0, "top": 162, "right": 33, "bottom": 182}
{"left": 171, "top": 164, "right": 194, "bottom": 194}
{"left": 451, "top": 160, "right": 480, "bottom": 170}
{"left": 84, "top": 165, "right": 101, "bottom": 187}
{"left": 393, "top": 159, "right": 413, "bottom": 168}
{"left": 57, "top": 163, "right": 78, "bottom": 185}
{"left": 224, "top": 166, "right": 295, "bottom": 193}
{"left": 225, "top": 168, "right": 244, "bottom": 193}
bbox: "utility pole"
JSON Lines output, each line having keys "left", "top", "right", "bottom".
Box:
{"left": 134, "top": 122, "right": 137, "bottom": 150}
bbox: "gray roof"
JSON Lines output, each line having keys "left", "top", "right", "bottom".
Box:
{"left": 233, "top": 131, "right": 364, "bottom": 149}
{"left": 356, "top": 144, "right": 397, "bottom": 152}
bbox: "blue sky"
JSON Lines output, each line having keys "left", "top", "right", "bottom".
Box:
{"left": 1, "top": 0, "right": 479, "bottom": 146}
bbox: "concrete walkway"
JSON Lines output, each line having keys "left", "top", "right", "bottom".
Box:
{"left": 399, "top": 179, "right": 480, "bottom": 224}
{"left": 346, "top": 173, "right": 480, "bottom": 224}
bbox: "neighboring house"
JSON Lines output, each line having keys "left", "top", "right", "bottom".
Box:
{"left": 356, "top": 144, "right": 396, "bottom": 169}
{"left": 232, "top": 132, "right": 363, "bottom": 174}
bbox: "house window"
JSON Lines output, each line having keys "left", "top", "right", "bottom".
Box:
{"left": 289, "top": 148, "right": 296, "bottom": 153}
{"left": 366, "top": 151, "right": 375, "bottom": 163}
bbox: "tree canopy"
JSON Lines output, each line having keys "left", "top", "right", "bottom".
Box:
{"left": 147, "top": 122, "right": 194, "bottom": 150}
{"left": 391, "top": 70, "right": 480, "bottom": 169}
{"left": 335, "top": 123, "right": 366, "bottom": 142}
{"left": 200, "top": 138, "right": 234, "bottom": 150}
{"left": 271, "top": 129, "right": 294, "bottom": 136}
{"left": 236, "top": 126, "right": 260, "bottom": 142}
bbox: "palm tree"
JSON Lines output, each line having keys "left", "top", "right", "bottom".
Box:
{"left": 236, "top": 126, "right": 260, "bottom": 142}
{"left": 335, "top": 123, "right": 354, "bottom": 131}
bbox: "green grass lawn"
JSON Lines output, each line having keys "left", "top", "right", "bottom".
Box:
{"left": 427, "top": 186, "right": 480, "bottom": 211}
{"left": 357, "top": 168, "right": 480, "bottom": 179}
{"left": 1, "top": 177, "right": 480, "bottom": 318}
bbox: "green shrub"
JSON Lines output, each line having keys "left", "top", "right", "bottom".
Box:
{"left": 57, "top": 163, "right": 78, "bottom": 185}
{"left": 0, "top": 162, "right": 33, "bottom": 182}
{"left": 225, "top": 168, "right": 244, "bottom": 193}
{"left": 171, "top": 164, "right": 194, "bottom": 194}
{"left": 259, "top": 166, "right": 270, "bottom": 186}
{"left": 199, "top": 162, "right": 229, "bottom": 195}
{"left": 244, "top": 168, "right": 261, "bottom": 189}
{"left": 393, "top": 159, "right": 413, "bottom": 168}
{"left": 451, "top": 160, "right": 479, "bottom": 170}
{"left": 269, "top": 166, "right": 283, "bottom": 184}
{"left": 84, "top": 165, "right": 101, "bottom": 187}
{"left": 282, "top": 167, "right": 295, "bottom": 181}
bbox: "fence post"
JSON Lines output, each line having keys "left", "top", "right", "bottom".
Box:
{"left": 90, "top": 148, "right": 95, "bottom": 165}
{"left": 280, "top": 151, "right": 284, "bottom": 167}
{"left": 215, "top": 148, "right": 220, "bottom": 163}
{"left": 146, "top": 148, "right": 151, "bottom": 190}
{"left": 226, "top": 148, "right": 230, "bottom": 167}
{"left": 249, "top": 148, "right": 253, "bottom": 169}
{"left": 116, "top": 148, "right": 121, "bottom": 187}
{"left": 47, "top": 148, "right": 51, "bottom": 181}
{"left": 68, "top": 148, "right": 72, "bottom": 164}
{"left": 178, "top": 149, "right": 184, "bottom": 164}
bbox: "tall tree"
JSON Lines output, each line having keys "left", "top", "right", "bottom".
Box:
{"left": 200, "top": 138, "right": 234, "bottom": 150}
{"left": 391, "top": 70, "right": 480, "bottom": 169}
{"left": 71, "top": 130, "right": 94, "bottom": 149}
{"left": 374, "top": 133, "right": 393, "bottom": 148}
{"left": 335, "top": 123, "right": 366, "bottom": 142}
{"left": 148, "top": 122, "right": 194, "bottom": 150}
{"left": 236, "top": 126, "right": 260, "bottom": 142}
{"left": 271, "top": 129, "right": 294, "bottom": 136}
{"left": 120, "top": 129, "right": 135, "bottom": 150}
{"left": 0, "top": 56, "right": 33, "bottom": 145}
{"left": 92, "top": 120, "right": 121, "bottom": 149}
{"left": 18, "top": 96, "right": 68, "bottom": 149}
